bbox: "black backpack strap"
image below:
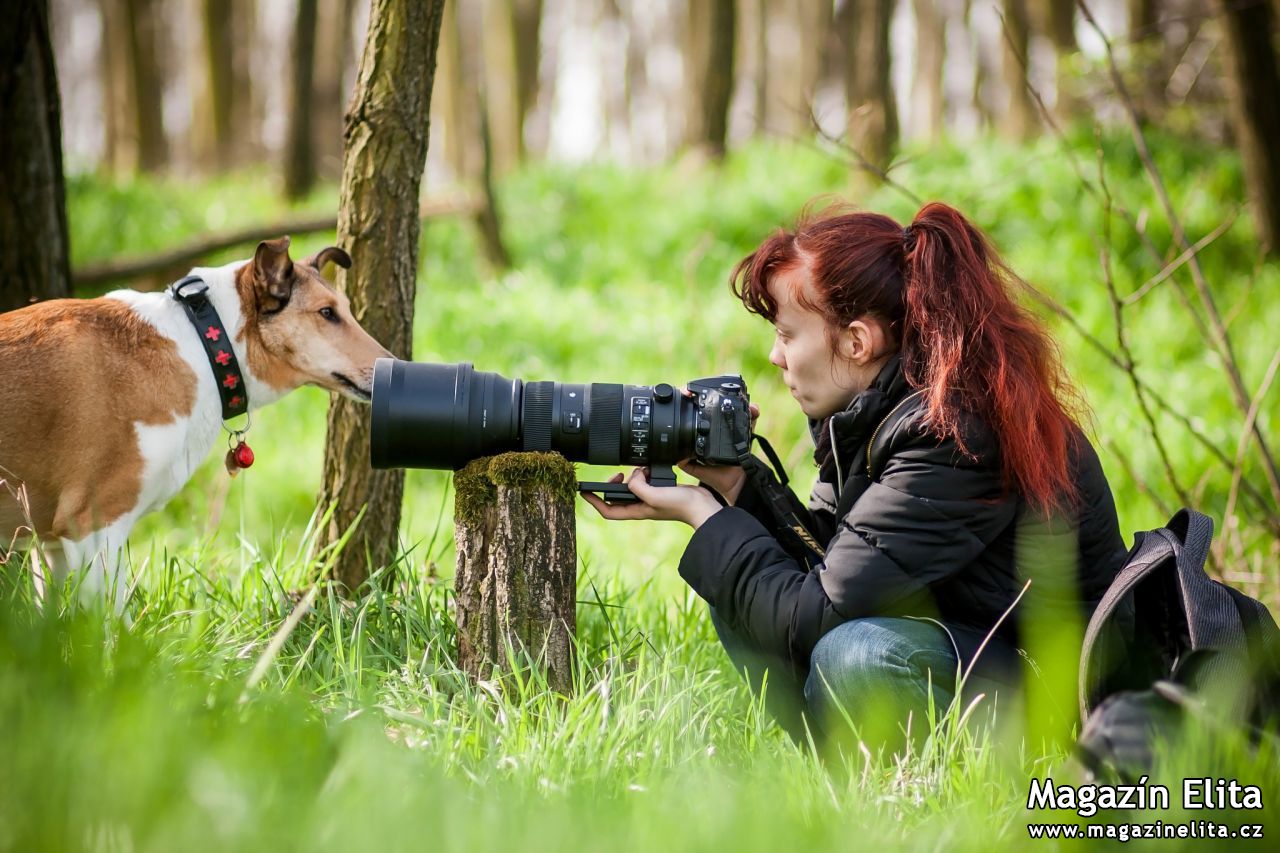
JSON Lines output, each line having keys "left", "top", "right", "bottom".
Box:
{"left": 1157, "top": 509, "right": 1251, "bottom": 718}
{"left": 1078, "top": 530, "right": 1173, "bottom": 718}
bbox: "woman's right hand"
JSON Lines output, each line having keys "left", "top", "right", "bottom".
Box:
{"left": 677, "top": 402, "right": 760, "bottom": 506}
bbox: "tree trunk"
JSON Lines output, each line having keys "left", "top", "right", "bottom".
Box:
{"left": 752, "top": 0, "right": 767, "bottom": 133}
{"left": 313, "top": 0, "right": 358, "bottom": 179}
{"left": 99, "top": 0, "right": 136, "bottom": 175}
{"left": 685, "top": 0, "right": 736, "bottom": 158}
{"left": 999, "top": 0, "right": 1035, "bottom": 140}
{"left": 508, "top": 0, "right": 542, "bottom": 162}
{"left": 1045, "top": 0, "right": 1080, "bottom": 120}
{"left": 316, "top": 0, "right": 447, "bottom": 593}
{"left": 1128, "top": 0, "right": 1160, "bottom": 41}
{"left": 0, "top": 0, "right": 70, "bottom": 313}
{"left": 201, "top": 0, "right": 234, "bottom": 170}
{"left": 123, "top": 0, "right": 167, "bottom": 172}
{"left": 453, "top": 453, "right": 577, "bottom": 694}
{"left": 284, "top": 0, "right": 319, "bottom": 200}
{"left": 1214, "top": 0, "right": 1280, "bottom": 253}
{"left": 910, "top": 0, "right": 945, "bottom": 144}
{"left": 967, "top": 0, "right": 994, "bottom": 129}
{"left": 437, "top": 0, "right": 475, "bottom": 181}
{"left": 844, "top": 0, "right": 898, "bottom": 174}
{"left": 229, "top": 0, "right": 257, "bottom": 164}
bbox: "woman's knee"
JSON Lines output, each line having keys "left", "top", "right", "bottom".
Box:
{"left": 804, "top": 617, "right": 959, "bottom": 721}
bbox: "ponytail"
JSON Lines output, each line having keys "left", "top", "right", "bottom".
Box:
{"left": 903, "top": 202, "right": 1081, "bottom": 514}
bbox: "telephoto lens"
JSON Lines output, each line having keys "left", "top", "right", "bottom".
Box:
{"left": 369, "top": 359, "right": 752, "bottom": 499}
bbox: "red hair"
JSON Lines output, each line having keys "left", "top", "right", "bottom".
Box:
{"left": 731, "top": 202, "right": 1082, "bottom": 515}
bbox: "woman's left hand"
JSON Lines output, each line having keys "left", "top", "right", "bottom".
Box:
{"left": 580, "top": 467, "right": 723, "bottom": 529}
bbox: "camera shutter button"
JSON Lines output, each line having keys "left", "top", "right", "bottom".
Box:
{"left": 654, "top": 383, "right": 675, "bottom": 403}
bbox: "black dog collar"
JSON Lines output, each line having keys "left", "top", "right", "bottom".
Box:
{"left": 168, "top": 275, "right": 249, "bottom": 420}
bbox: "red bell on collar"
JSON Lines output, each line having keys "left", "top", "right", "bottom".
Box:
{"left": 225, "top": 439, "right": 255, "bottom": 477}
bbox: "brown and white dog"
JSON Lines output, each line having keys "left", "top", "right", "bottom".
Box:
{"left": 0, "top": 236, "right": 392, "bottom": 607}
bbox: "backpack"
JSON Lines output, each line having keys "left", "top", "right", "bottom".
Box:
{"left": 1075, "top": 508, "right": 1280, "bottom": 778}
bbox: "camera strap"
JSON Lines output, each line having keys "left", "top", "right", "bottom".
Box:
{"left": 734, "top": 434, "right": 826, "bottom": 571}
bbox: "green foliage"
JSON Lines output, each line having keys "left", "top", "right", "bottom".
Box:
{"left": 23, "top": 129, "right": 1278, "bottom": 849}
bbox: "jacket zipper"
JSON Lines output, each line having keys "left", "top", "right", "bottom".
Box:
{"left": 866, "top": 389, "right": 926, "bottom": 477}
{"left": 829, "top": 417, "right": 844, "bottom": 502}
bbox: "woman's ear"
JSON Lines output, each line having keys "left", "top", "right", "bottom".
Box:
{"left": 841, "top": 318, "right": 891, "bottom": 365}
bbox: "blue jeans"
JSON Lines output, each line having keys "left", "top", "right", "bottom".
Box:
{"left": 709, "top": 607, "right": 1008, "bottom": 752}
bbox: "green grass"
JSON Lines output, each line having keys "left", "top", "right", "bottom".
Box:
{"left": 4, "top": 129, "right": 1279, "bottom": 850}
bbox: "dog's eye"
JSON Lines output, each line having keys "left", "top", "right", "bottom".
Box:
{"left": 319, "top": 306, "right": 339, "bottom": 323}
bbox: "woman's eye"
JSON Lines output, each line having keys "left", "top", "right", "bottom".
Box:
{"left": 319, "top": 307, "right": 338, "bottom": 322}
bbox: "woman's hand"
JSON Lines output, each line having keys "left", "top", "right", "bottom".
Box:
{"left": 580, "top": 467, "right": 723, "bottom": 529}
{"left": 676, "top": 401, "right": 760, "bottom": 506}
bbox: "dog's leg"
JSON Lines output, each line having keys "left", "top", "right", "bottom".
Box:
{"left": 60, "top": 515, "right": 138, "bottom": 615}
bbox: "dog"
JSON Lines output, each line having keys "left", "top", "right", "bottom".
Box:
{"left": 0, "top": 236, "right": 393, "bottom": 607}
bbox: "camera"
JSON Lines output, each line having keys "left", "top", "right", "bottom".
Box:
{"left": 369, "top": 359, "right": 752, "bottom": 501}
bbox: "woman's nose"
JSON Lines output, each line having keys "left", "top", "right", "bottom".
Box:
{"left": 768, "top": 340, "right": 786, "bottom": 369}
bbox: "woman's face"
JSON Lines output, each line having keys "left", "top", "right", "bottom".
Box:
{"left": 767, "top": 258, "right": 888, "bottom": 419}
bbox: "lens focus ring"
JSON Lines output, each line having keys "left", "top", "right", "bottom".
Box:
{"left": 588, "top": 383, "right": 623, "bottom": 464}
{"left": 522, "top": 381, "right": 554, "bottom": 451}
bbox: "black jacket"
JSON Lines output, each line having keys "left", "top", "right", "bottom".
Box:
{"left": 678, "top": 355, "right": 1129, "bottom": 682}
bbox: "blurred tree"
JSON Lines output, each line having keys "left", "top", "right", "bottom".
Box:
{"left": 199, "top": 0, "right": 234, "bottom": 170}
{"left": 0, "top": 0, "right": 70, "bottom": 312}
{"left": 99, "top": 0, "right": 136, "bottom": 174}
{"left": 911, "top": 0, "right": 946, "bottom": 144}
{"left": 229, "top": 0, "right": 257, "bottom": 163}
{"left": 1045, "top": 0, "right": 1082, "bottom": 120}
{"left": 751, "top": 0, "right": 767, "bottom": 133}
{"left": 437, "top": 0, "right": 476, "bottom": 181}
{"left": 999, "top": 0, "right": 1036, "bottom": 140}
{"left": 439, "top": 0, "right": 510, "bottom": 268}
{"left": 968, "top": 0, "right": 995, "bottom": 128}
{"left": 1214, "top": 0, "right": 1280, "bottom": 253}
{"left": 317, "top": 0, "right": 447, "bottom": 592}
{"left": 508, "top": 0, "right": 542, "bottom": 162}
{"left": 284, "top": 0, "right": 319, "bottom": 200}
{"left": 685, "top": 0, "right": 736, "bottom": 158}
{"left": 844, "top": 0, "right": 898, "bottom": 175}
{"left": 1127, "top": 0, "right": 1166, "bottom": 121}
{"left": 123, "top": 0, "right": 167, "bottom": 171}
{"left": 314, "top": 0, "right": 357, "bottom": 178}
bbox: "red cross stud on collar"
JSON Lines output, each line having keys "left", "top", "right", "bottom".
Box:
{"left": 228, "top": 395, "right": 243, "bottom": 408}
{"left": 214, "top": 350, "right": 231, "bottom": 366}
{"left": 223, "top": 374, "right": 239, "bottom": 389}
{"left": 205, "top": 326, "right": 222, "bottom": 342}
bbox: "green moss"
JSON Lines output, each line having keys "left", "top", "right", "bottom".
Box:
{"left": 453, "top": 452, "right": 577, "bottom": 524}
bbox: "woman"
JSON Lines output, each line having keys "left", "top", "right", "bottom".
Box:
{"left": 583, "top": 202, "right": 1129, "bottom": 750}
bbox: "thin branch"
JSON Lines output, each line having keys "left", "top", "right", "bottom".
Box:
{"left": 1123, "top": 209, "right": 1239, "bottom": 306}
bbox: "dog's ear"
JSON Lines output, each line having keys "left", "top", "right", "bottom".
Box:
{"left": 303, "top": 246, "right": 352, "bottom": 278}
{"left": 253, "top": 236, "right": 295, "bottom": 311}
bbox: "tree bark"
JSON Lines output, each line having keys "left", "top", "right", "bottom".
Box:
{"left": 201, "top": 0, "right": 234, "bottom": 170}
{"left": 911, "top": 0, "right": 945, "bottom": 144}
{"left": 123, "top": 0, "right": 167, "bottom": 172}
{"left": 0, "top": 0, "right": 70, "bottom": 313}
{"left": 844, "top": 0, "right": 898, "bottom": 174}
{"left": 317, "top": 0, "right": 447, "bottom": 593}
{"left": 453, "top": 453, "right": 577, "bottom": 694}
{"left": 1214, "top": 0, "right": 1280, "bottom": 253}
{"left": 284, "top": 0, "right": 320, "bottom": 200}
{"left": 685, "top": 0, "right": 736, "bottom": 158}
{"left": 999, "top": 0, "right": 1036, "bottom": 140}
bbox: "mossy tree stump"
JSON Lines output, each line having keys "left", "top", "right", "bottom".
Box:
{"left": 453, "top": 452, "right": 577, "bottom": 693}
